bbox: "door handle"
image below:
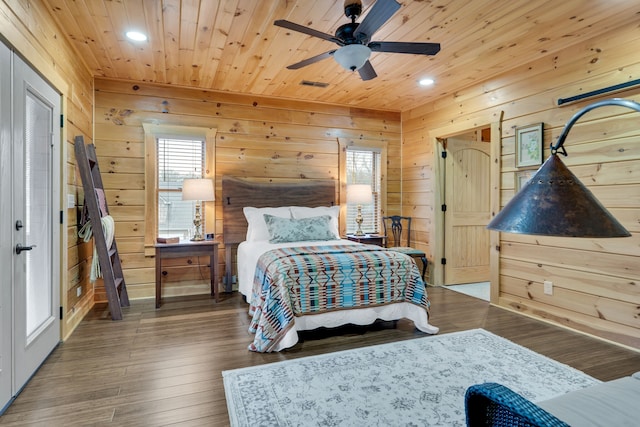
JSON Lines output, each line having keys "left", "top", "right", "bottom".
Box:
{"left": 15, "top": 244, "right": 36, "bottom": 255}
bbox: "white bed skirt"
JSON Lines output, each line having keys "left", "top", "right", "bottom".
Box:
{"left": 274, "top": 302, "right": 440, "bottom": 351}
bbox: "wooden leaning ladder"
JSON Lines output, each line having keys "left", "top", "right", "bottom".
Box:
{"left": 74, "top": 136, "right": 130, "bottom": 320}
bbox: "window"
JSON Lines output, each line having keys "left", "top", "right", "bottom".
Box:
{"left": 143, "top": 124, "right": 216, "bottom": 255}
{"left": 157, "top": 138, "right": 204, "bottom": 239}
{"left": 346, "top": 147, "right": 382, "bottom": 234}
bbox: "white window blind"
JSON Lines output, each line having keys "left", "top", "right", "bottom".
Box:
{"left": 157, "top": 138, "right": 205, "bottom": 238}
{"left": 346, "top": 148, "right": 381, "bottom": 234}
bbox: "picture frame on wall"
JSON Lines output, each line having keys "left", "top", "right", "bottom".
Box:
{"left": 515, "top": 122, "right": 543, "bottom": 167}
{"left": 515, "top": 169, "right": 535, "bottom": 192}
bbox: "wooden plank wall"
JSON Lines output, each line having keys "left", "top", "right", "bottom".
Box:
{"left": 93, "top": 79, "right": 401, "bottom": 301}
{"left": 402, "top": 19, "right": 640, "bottom": 349}
{"left": 0, "top": 0, "right": 95, "bottom": 340}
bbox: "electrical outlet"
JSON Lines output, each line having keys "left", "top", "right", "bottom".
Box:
{"left": 543, "top": 280, "right": 553, "bottom": 295}
{"left": 76, "top": 287, "right": 82, "bottom": 297}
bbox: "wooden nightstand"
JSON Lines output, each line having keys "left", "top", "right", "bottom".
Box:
{"left": 155, "top": 239, "right": 219, "bottom": 308}
{"left": 346, "top": 234, "right": 385, "bottom": 247}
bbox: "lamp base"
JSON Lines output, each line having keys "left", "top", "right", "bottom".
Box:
{"left": 191, "top": 202, "right": 205, "bottom": 241}
{"left": 191, "top": 226, "right": 204, "bottom": 241}
{"left": 354, "top": 204, "right": 365, "bottom": 236}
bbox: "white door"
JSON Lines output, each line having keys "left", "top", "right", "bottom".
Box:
{"left": 0, "top": 38, "right": 12, "bottom": 413}
{"left": 1, "top": 51, "right": 61, "bottom": 411}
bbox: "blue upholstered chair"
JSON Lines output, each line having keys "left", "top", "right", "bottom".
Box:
{"left": 467, "top": 372, "right": 640, "bottom": 426}
{"left": 465, "top": 383, "right": 569, "bottom": 427}
{"left": 382, "top": 216, "right": 428, "bottom": 282}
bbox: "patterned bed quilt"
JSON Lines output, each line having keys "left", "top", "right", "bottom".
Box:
{"left": 247, "top": 244, "right": 431, "bottom": 352}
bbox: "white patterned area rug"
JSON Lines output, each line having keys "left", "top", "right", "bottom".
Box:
{"left": 223, "top": 329, "right": 599, "bottom": 426}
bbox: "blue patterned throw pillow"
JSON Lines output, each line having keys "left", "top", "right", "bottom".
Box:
{"left": 264, "top": 214, "right": 338, "bottom": 243}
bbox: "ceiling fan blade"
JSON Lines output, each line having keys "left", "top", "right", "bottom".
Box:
{"left": 274, "top": 20, "right": 343, "bottom": 45}
{"left": 369, "top": 41, "right": 441, "bottom": 55}
{"left": 358, "top": 60, "right": 377, "bottom": 81}
{"left": 286, "top": 50, "right": 336, "bottom": 70}
{"left": 354, "top": 0, "right": 401, "bottom": 43}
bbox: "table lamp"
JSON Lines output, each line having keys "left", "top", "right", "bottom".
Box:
{"left": 182, "top": 178, "right": 215, "bottom": 241}
{"left": 347, "top": 184, "right": 373, "bottom": 236}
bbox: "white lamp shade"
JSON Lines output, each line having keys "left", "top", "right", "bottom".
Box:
{"left": 333, "top": 44, "right": 371, "bottom": 71}
{"left": 347, "top": 184, "right": 373, "bottom": 204}
{"left": 182, "top": 178, "right": 215, "bottom": 201}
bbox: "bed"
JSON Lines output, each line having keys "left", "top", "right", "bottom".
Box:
{"left": 222, "top": 176, "right": 439, "bottom": 352}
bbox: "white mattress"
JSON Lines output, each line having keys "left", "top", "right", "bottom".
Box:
{"left": 237, "top": 239, "right": 439, "bottom": 351}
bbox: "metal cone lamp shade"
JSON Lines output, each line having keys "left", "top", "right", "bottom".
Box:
{"left": 487, "top": 154, "right": 630, "bottom": 237}
{"left": 488, "top": 98, "right": 640, "bottom": 238}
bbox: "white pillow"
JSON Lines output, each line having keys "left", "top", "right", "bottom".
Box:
{"left": 243, "top": 206, "right": 292, "bottom": 241}
{"left": 290, "top": 206, "right": 340, "bottom": 239}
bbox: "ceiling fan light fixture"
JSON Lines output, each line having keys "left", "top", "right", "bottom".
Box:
{"left": 274, "top": 0, "right": 440, "bottom": 80}
{"left": 333, "top": 44, "right": 371, "bottom": 71}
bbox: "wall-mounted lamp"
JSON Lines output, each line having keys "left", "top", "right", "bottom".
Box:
{"left": 182, "top": 178, "right": 215, "bottom": 241}
{"left": 487, "top": 98, "right": 638, "bottom": 237}
{"left": 347, "top": 184, "right": 373, "bottom": 236}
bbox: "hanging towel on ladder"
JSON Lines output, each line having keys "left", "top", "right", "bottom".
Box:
{"left": 78, "top": 214, "right": 115, "bottom": 283}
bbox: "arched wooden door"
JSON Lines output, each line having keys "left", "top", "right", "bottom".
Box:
{"left": 443, "top": 131, "right": 491, "bottom": 285}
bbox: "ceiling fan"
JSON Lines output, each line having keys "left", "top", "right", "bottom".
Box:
{"left": 274, "top": 0, "right": 441, "bottom": 81}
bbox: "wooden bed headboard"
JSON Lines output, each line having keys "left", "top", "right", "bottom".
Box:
{"left": 221, "top": 176, "right": 338, "bottom": 291}
{"left": 221, "top": 176, "right": 337, "bottom": 246}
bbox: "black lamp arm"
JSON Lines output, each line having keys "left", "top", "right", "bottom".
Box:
{"left": 551, "top": 98, "right": 640, "bottom": 156}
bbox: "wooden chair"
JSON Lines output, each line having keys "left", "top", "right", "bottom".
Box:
{"left": 382, "top": 216, "right": 428, "bottom": 282}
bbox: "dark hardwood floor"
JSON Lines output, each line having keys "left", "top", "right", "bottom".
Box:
{"left": 2, "top": 286, "right": 639, "bottom": 426}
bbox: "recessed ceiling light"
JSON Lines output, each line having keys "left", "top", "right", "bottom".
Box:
{"left": 419, "top": 78, "right": 435, "bottom": 87}
{"left": 126, "top": 31, "right": 147, "bottom": 41}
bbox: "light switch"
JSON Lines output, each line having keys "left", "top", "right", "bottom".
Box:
{"left": 67, "top": 194, "right": 75, "bottom": 208}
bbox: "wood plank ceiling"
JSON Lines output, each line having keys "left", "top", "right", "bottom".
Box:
{"left": 44, "top": 0, "right": 640, "bottom": 111}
